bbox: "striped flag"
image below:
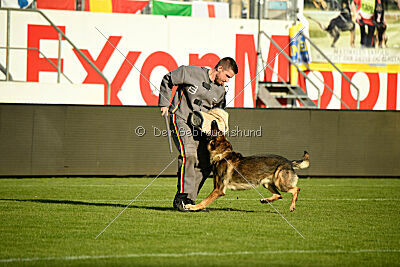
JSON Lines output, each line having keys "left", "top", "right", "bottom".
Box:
{"left": 192, "top": 1, "right": 229, "bottom": 18}
{"left": 152, "top": 0, "right": 229, "bottom": 18}
{"left": 84, "top": 0, "right": 150, "bottom": 14}
{"left": 152, "top": 0, "right": 192, "bottom": 16}
{"left": 36, "top": 0, "right": 149, "bottom": 13}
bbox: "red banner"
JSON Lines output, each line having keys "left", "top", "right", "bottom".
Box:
{"left": 37, "top": 0, "right": 75, "bottom": 10}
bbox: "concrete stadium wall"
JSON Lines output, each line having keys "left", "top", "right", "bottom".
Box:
{"left": 0, "top": 104, "right": 399, "bottom": 177}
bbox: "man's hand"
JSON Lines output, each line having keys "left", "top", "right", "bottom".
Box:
{"left": 160, "top": 107, "right": 169, "bottom": 117}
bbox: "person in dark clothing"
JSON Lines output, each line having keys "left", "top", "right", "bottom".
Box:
{"left": 352, "top": 0, "right": 376, "bottom": 48}
{"left": 158, "top": 57, "right": 238, "bottom": 212}
{"left": 373, "top": 0, "right": 387, "bottom": 48}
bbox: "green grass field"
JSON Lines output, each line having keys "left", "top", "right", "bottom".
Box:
{"left": 0, "top": 177, "right": 399, "bottom": 266}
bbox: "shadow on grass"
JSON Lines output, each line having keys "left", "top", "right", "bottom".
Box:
{"left": 0, "top": 198, "right": 272, "bottom": 213}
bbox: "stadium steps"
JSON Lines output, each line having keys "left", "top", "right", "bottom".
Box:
{"left": 257, "top": 81, "right": 317, "bottom": 108}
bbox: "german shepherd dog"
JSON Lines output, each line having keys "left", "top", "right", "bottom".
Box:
{"left": 186, "top": 122, "right": 309, "bottom": 212}
{"left": 307, "top": 0, "right": 355, "bottom": 48}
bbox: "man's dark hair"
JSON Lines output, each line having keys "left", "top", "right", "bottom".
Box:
{"left": 215, "top": 57, "right": 238, "bottom": 74}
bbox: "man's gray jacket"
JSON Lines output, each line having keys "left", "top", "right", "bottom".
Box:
{"left": 158, "top": 65, "right": 226, "bottom": 122}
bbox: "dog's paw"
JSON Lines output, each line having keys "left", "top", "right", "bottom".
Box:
{"left": 290, "top": 205, "right": 296, "bottom": 212}
{"left": 184, "top": 204, "right": 197, "bottom": 210}
{"left": 261, "top": 195, "right": 282, "bottom": 204}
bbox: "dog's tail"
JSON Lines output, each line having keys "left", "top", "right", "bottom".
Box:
{"left": 292, "top": 151, "right": 310, "bottom": 170}
{"left": 305, "top": 15, "right": 326, "bottom": 31}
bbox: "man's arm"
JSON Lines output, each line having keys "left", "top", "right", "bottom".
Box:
{"left": 158, "top": 66, "right": 187, "bottom": 116}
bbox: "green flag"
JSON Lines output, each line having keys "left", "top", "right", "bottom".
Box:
{"left": 152, "top": 0, "right": 192, "bottom": 16}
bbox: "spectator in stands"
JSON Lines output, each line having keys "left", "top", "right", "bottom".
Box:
{"left": 374, "top": 0, "right": 387, "bottom": 48}
{"left": 352, "top": 0, "right": 376, "bottom": 47}
{"left": 76, "top": 0, "right": 85, "bottom": 11}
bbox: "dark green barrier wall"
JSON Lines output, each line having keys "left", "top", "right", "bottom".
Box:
{"left": 0, "top": 104, "right": 399, "bottom": 177}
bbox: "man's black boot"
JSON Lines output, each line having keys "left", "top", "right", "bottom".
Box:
{"left": 173, "top": 193, "right": 194, "bottom": 212}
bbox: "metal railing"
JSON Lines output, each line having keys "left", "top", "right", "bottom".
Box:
{"left": 0, "top": 46, "right": 73, "bottom": 83}
{"left": 260, "top": 55, "right": 316, "bottom": 108}
{"left": 301, "top": 33, "right": 360, "bottom": 109}
{"left": 260, "top": 30, "right": 322, "bottom": 108}
{"left": 259, "top": 30, "right": 357, "bottom": 109}
{"left": 1, "top": 7, "right": 111, "bottom": 105}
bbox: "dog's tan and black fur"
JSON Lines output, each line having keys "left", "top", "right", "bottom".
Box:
{"left": 186, "top": 122, "right": 309, "bottom": 212}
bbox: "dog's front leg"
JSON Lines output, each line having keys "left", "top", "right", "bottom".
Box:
{"left": 186, "top": 163, "right": 226, "bottom": 211}
{"left": 185, "top": 188, "right": 224, "bottom": 210}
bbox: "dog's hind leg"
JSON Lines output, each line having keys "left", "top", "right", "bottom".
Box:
{"left": 330, "top": 27, "right": 340, "bottom": 48}
{"left": 260, "top": 183, "right": 282, "bottom": 204}
{"left": 288, "top": 187, "right": 300, "bottom": 212}
{"left": 275, "top": 167, "right": 301, "bottom": 211}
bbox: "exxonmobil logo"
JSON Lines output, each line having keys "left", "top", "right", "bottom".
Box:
{"left": 26, "top": 24, "right": 398, "bottom": 109}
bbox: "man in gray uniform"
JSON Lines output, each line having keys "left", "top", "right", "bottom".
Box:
{"left": 158, "top": 57, "right": 238, "bottom": 212}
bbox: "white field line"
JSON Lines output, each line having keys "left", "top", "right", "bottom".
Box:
{"left": 0, "top": 198, "right": 399, "bottom": 202}
{"left": 307, "top": 185, "right": 400, "bottom": 187}
{"left": 131, "top": 198, "right": 399, "bottom": 201}
{"left": 3, "top": 184, "right": 399, "bottom": 189}
{"left": 2, "top": 184, "right": 172, "bottom": 187}
{"left": 1, "top": 249, "right": 399, "bottom": 263}
{"left": 298, "top": 198, "right": 400, "bottom": 201}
